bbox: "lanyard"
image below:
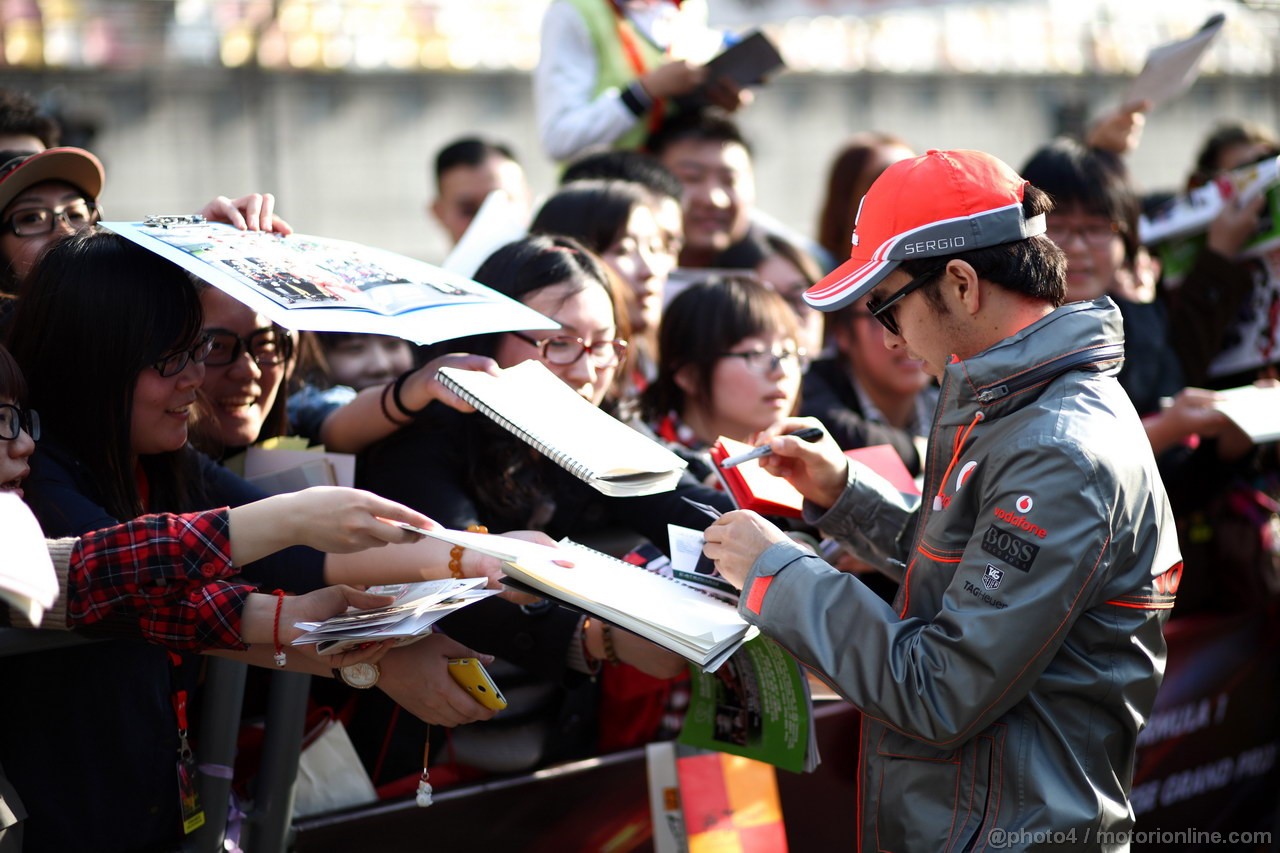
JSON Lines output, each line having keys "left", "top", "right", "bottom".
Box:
{"left": 169, "top": 653, "right": 207, "bottom": 834}
{"left": 609, "top": 0, "right": 671, "bottom": 136}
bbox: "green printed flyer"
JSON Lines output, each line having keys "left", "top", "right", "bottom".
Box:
{"left": 678, "top": 635, "right": 815, "bottom": 773}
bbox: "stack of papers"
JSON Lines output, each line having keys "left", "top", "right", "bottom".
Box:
{"left": 291, "top": 578, "right": 496, "bottom": 655}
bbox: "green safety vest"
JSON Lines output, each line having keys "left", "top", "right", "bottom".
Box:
{"left": 563, "top": 0, "right": 669, "bottom": 153}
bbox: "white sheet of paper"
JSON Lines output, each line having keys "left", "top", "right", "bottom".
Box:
{"left": 440, "top": 189, "right": 533, "bottom": 281}
{"left": 0, "top": 492, "right": 58, "bottom": 626}
{"left": 1125, "top": 13, "right": 1225, "bottom": 107}
{"left": 243, "top": 446, "right": 356, "bottom": 489}
{"left": 1212, "top": 383, "right": 1280, "bottom": 444}
{"left": 668, "top": 524, "right": 707, "bottom": 576}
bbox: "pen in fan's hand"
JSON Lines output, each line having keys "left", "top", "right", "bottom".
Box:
{"left": 718, "top": 427, "right": 824, "bottom": 469}
{"left": 681, "top": 496, "right": 723, "bottom": 520}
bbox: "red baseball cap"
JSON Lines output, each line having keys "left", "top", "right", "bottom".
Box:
{"left": 804, "top": 149, "right": 1046, "bottom": 312}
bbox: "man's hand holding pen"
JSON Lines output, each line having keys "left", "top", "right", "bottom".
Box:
{"left": 755, "top": 418, "right": 849, "bottom": 510}
{"left": 703, "top": 418, "right": 849, "bottom": 588}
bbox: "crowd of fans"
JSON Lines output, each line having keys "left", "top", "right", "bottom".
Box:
{"left": 0, "top": 2, "right": 1278, "bottom": 848}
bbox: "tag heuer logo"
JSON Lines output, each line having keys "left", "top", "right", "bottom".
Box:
{"left": 982, "top": 564, "right": 1004, "bottom": 590}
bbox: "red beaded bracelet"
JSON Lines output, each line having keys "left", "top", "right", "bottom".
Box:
{"left": 272, "top": 589, "right": 287, "bottom": 667}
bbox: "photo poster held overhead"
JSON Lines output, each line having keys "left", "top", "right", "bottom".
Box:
{"left": 104, "top": 219, "right": 558, "bottom": 346}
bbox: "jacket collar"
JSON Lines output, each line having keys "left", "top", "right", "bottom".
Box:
{"left": 936, "top": 297, "right": 1126, "bottom": 427}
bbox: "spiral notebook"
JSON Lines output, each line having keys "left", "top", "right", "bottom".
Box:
{"left": 415, "top": 527, "right": 758, "bottom": 672}
{"left": 436, "top": 361, "right": 688, "bottom": 497}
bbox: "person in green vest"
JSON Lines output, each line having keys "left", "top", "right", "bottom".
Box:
{"left": 535, "top": 0, "right": 747, "bottom": 164}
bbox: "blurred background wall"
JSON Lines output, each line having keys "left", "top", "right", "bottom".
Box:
{"left": 2, "top": 0, "right": 1277, "bottom": 262}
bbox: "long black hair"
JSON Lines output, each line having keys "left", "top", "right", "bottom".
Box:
{"left": 530, "top": 179, "right": 652, "bottom": 257}
{"left": 457, "top": 233, "right": 630, "bottom": 520}
{"left": 7, "top": 230, "right": 206, "bottom": 520}
{"left": 0, "top": 343, "right": 26, "bottom": 403}
{"left": 642, "top": 275, "right": 800, "bottom": 423}
{"left": 451, "top": 233, "right": 630, "bottom": 359}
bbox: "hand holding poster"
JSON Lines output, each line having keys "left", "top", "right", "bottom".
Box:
{"left": 104, "top": 219, "right": 557, "bottom": 345}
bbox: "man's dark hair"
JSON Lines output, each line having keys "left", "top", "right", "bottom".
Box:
{"left": 0, "top": 89, "right": 59, "bottom": 148}
{"left": 560, "top": 150, "right": 684, "bottom": 200}
{"left": 1021, "top": 137, "right": 1140, "bottom": 264}
{"left": 1190, "top": 120, "right": 1279, "bottom": 188}
{"left": 433, "top": 137, "right": 518, "bottom": 187}
{"left": 645, "top": 108, "right": 752, "bottom": 159}
{"left": 899, "top": 185, "right": 1067, "bottom": 308}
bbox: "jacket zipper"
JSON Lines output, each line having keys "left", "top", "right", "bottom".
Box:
{"left": 973, "top": 343, "right": 1124, "bottom": 404}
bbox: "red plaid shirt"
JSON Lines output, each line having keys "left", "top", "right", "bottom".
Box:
{"left": 67, "top": 508, "right": 254, "bottom": 651}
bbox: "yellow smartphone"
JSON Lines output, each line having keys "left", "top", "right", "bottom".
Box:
{"left": 447, "top": 658, "right": 508, "bottom": 711}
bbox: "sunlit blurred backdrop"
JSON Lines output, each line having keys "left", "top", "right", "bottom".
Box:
{"left": 2, "top": 0, "right": 1278, "bottom": 261}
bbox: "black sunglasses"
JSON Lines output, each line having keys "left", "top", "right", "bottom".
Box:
{"left": 867, "top": 264, "right": 947, "bottom": 337}
{"left": 204, "top": 326, "right": 294, "bottom": 368}
{"left": 0, "top": 403, "right": 39, "bottom": 441}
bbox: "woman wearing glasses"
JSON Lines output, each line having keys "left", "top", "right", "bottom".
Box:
{"left": 530, "top": 178, "right": 680, "bottom": 394}
{"left": 0, "top": 146, "right": 291, "bottom": 302}
{"left": 0, "top": 146, "right": 104, "bottom": 296}
{"left": 641, "top": 275, "right": 806, "bottom": 483}
{"left": 363, "top": 234, "right": 728, "bottom": 538}
{"left": 190, "top": 285, "right": 298, "bottom": 457}
{"left": 3, "top": 231, "right": 516, "bottom": 853}
{"left": 359, "top": 235, "right": 727, "bottom": 778}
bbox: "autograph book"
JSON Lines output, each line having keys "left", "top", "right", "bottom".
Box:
{"left": 104, "top": 219, "right": 556, "bottom": 346}
{"left": 710, "top": 439, "right": 920, "bottom": 518}
{"left": 417, "top": 528, "right": 758, "bottom": 672}
{"left": 437, "top": 360, "right": 689, "bottom": 497}
{"left": 710, "top": 436, "right": 806, "bottom": 518}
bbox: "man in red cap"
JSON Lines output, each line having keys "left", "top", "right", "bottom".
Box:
{"left": 705, "top": 149, "right": 1180, "bottom": 850}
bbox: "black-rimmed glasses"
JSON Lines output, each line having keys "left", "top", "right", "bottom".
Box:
{"left": 153, "top": 333, "right": 215, "bottom": 378}
{"left": 0, "top": 404, "right": 39, "bottom": 441}
{"left": 3, "top": 200, "right": 102, "bottom": 237}
{"left": 719, "top": 346, "right": 809, "bottom": 375}
{"left": 204, "top": 326, "right": 294, "bottom": 368}
{"left": 867, "top": 264, "right": 947, "bottom": 337}
{"left": 512, "top": 332, "right": 628, "bottom": 368}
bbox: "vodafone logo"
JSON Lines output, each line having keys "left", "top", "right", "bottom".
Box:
{"left": 993, "top": 506, "right": 1047, "bottom": 539}
{"left": 956, "top": 461, "right": 978, "bottom": 491}
{"left": 1015, "top": 495, "right": 1033, "bottom": 514}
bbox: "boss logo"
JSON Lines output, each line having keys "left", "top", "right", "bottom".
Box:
{"left": 980, "top": 525, "right": 1039, "bottom": 572}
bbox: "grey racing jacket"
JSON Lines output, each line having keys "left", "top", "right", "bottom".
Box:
{"left": 737, "top": 298, "right": 1181, "bottom": 852}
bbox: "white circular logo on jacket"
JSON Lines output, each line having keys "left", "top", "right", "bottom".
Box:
{"left": 1016, "top": 494, "right": 1033, "bottom": 514}
{"left": 957, "top": 460, "right": 978, "bottom": 491}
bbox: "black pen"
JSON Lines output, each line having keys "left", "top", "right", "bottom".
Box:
{"left": 718, "top": 427, "right": 824, "bottom": 468}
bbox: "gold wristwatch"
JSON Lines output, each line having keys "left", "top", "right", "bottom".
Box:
{"left": 333, "top": 662, "right": 380, "bottom": 689}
